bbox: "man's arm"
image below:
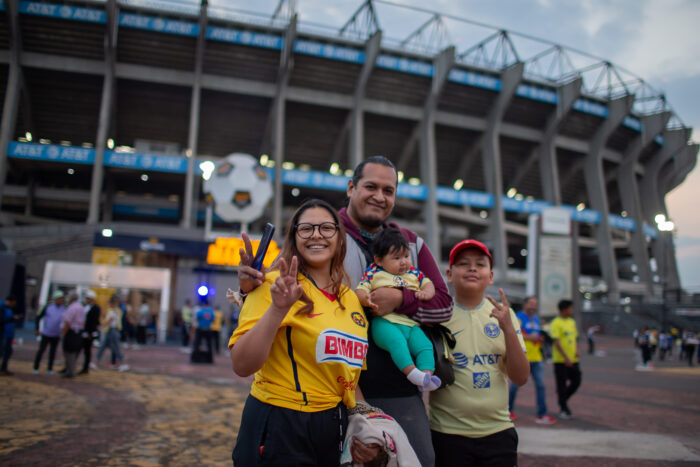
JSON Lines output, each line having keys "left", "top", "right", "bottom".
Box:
{"left": 553, "top": 338, "right": 572, "bottom": 366}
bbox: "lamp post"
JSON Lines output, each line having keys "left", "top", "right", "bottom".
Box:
{"left": 655, "top": 214, "right": 675, "bottom": 330}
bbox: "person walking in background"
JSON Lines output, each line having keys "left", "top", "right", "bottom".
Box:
{"left": 181, "top": 299, "right": 193, "bottom": 347}
{"left": 210, "top": 305, "right": 223, "bottom": 354}
{"left": 682, "top": 330, "right": 698, "bottom": 367}
{"left": 136, "top": 298, "right": 150, "bottom": 347}
{"left": 192, "top": 299, "right": 214, "bottom": 358}
{"left": 120, "top": 296, "right": 135, "bottom": 348}
{"left": 60, "top": 292, "right": 86, "bottom": 378}
{"left": 79, "top": 290, "right": 101, "bottom": 374}
{"left": 96, "top": 295, "right": 130, "bottom": 371}
{"left": 33, "top": 290, "right": 67, "bottom": 375}
{"left": 0, "top": 295, "right": 19, "bottom": 376}
{"left": 508, "top": 296, "right": 557, "bottom": 425}
{"left": 551, "top": 299, "right": 581, "bottom": 419}
{"left": 587, "top": 324, "right": 600, "bottom": 355}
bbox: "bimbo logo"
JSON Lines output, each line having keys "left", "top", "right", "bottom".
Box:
{"left": 316, "top": 329, "right": 368, "bottom": 368}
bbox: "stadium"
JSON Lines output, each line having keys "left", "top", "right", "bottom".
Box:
{"left": 0, "top": 0, "right": 697, "bottom": 337}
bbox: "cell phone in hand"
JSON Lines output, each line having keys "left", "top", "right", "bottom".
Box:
{"left": 251, "top": 223, "right": 275, "bottom": 271}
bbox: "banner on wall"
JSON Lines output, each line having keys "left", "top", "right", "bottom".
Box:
{"left": 538, "top": 235, "right": 572, "bottom": 318}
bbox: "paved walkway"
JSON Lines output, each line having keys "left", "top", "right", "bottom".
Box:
{"left": 1, "top": 333, "right": 699, "bottom": 466}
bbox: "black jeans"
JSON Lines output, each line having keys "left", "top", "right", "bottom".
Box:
{"left": 34, "top": 335, "right": 60, "bottom": 371}
{"left": 80, "top": 336, "right": 95, "bottom": 371}
{"left": 431, "top": 427, "right": 518, "bottom": 467}
{"left": 0, "top": 335, "right": 13, "bottom": 371}
{"left": 554, "top": 362, "right": 581, "bottom": 413}
{"left": 233, "top": 395, "right": 348, "bottom": 466}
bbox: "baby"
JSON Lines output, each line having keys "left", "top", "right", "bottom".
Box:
{"left": 355, "top": 227, "right": 441, "bottom": 391}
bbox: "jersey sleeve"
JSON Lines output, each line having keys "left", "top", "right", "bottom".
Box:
{"left": 356, "top": 264, "right": 378, "bottom": 293}
{"left": 228, "top": 278, "right": 274, "bottom": 349}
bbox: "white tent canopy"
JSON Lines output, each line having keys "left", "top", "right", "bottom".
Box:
{"left": 40, "top": 261, "right": 172, "bottom": 343}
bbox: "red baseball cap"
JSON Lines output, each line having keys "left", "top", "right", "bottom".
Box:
{"left": 449, "top": 239, "right": 493, "bottom": 267}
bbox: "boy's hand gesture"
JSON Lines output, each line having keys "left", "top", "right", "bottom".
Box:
{"left": 487, "top": 288, "right": 513, "bottom": 329}
{"left": 269, "top": 257, "right": 303, "bottom": 314}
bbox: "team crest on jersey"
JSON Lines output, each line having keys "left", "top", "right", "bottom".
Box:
{"left": 351, "top": 311, "right": 366, "bottom": 328}
{"left": 473, "top": 372, "right": 490, "bottom": 388}
{"left": 316, "top": 329, "right": 368, "bottom": 368}
{"left": 392, "top": 276, "right": 406, "bottom": 287}
{"left": 484, "top": 323, "right": 500, "bottom": 338}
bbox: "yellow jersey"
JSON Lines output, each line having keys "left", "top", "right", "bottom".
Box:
{"left": 229, "top": 271, "right": 368, "bottom": 412}
{"left": 550, "top": 316, "right": 579, "bottom": 363}
{"left": 430, "top": 299, "right": 525, "bottom": 438}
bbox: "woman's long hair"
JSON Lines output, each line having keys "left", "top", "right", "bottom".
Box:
{"left": 276, "top": 198, "right": 348, "bottom": 314}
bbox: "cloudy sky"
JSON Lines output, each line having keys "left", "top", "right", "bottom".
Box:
{"left": 205, "top": 0, "right": 700, "bottom": 287}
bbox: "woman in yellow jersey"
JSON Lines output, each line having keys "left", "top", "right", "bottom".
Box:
{"left": 229, "top": 199, "right": 379, "bottom": 466}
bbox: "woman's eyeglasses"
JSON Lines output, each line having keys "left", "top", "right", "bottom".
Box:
{"left": 295, "top": 222, "right": 339, "bottom": 239}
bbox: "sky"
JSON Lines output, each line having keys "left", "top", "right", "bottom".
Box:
{"left": 203, "top": 0, "right": 700, "bottom": 288}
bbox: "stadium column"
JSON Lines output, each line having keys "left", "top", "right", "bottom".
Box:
{"left": 346, "top": 31, "right": 381, "bottom": 169}
{"left": 181, "top": 0, "right": 208, "bottom": 229}
{"left": 656, "top": 143, "right": 698, "bottom": 292}
{"left": 271, "top": 16, "right": 297, "bottom": 237}
{"left": 539, "top": 78, "right": 582, "bottom": 205}
{"left": 617, "top": 111, "right": 670, "bottom": 299}
{"left": 481, "top": 62, "right": 523, "bottom": 284}
{"left": 583, "top": 94, "right": 634, "bottom": 303}
{"left": 88, "top": 0, "right": 118, "bottom": 224}
{"left": 417, "top": 46, "right": 454, "bottom": 255}
{"left": 639, "top": 128, "right": 690, "bottom": 289}
{"left": 0, "top": 0, "right": 22, "bottom": 213}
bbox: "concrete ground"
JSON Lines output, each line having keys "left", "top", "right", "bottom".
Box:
{"left": 1, "top": 332, "right": 698, "bottom": 466}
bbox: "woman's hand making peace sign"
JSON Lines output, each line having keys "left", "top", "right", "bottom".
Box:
{"left": 269, "top": 256, "right": 303, "bottom": 314}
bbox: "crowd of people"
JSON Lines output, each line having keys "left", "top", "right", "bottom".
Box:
{"left": 634, "top": 326, "right": 700, "bottom": 370}
{"left": 26, "top": 290, "right": 162, "bottom": 377}
{"left": 226, "top": 156, "right": 587, "bottom": 466}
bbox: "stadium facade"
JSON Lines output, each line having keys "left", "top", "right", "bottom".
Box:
{"left": 0, "top": 0, "right": 697, "bottom": 325}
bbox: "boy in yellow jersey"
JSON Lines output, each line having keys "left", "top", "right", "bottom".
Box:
{"left": 550, "top": 299, "right": 581, "bottom": 419}
{"left": 430, "top": 240, "right": 529, "bottom": 467}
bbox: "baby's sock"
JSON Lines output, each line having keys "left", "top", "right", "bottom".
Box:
{"left": 421, "top": 374, "right": 442, "bottom": 392}
{"left": 407, "top": 368, "right": 431, "bottom": 387}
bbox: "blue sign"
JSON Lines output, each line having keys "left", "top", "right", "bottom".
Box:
{"left": 449, "top": 68, "right": 501, "bottom": 91}
{"left": 436, "top": 187, "right": 494, "bottom": 208}
{"left": 376, "top": 55, "right": 433, "bottom": 77}
{"left": 643, "top": 223, "right": 658, "bottom": 239}
{"left": 105, "top": 151, "right": 189, "bottom": 173}
{"left": 294, "top": 40, "right": 364, "bottom": 64}
{"left": 515, "top": 84, "right": 557, "bottom": 104}
{"left": 623, "top": 116, "right": 642, "bottom": 132}
{"left": 573, "top": 99, "right": 608, "bottom": 118}
{"left": 608, "top": 214, "right": 636, "bottom": 231}
{"left": 502, "top": 196, "right": 553, "bottom": 214}
{"left": 119, "top": 13, "right": 198, "bottom": 37}
{"left": 8, "top": 142, "right": 95, "bottom": 164}
{"left": 20, "top": 1, "right": 106, "bottom": 23}
{"left": 207, "top": 27, "right": 283, "bottom": 50}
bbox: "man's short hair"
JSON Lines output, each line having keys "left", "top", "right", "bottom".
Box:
{"left": 5, "top": 295, "right": 16, "bottom": 303}
{"left": 558, "top": 299, "right": 573, "bottom": 312}
{"left": 351, "top": 155, "right": 397, "bottom": 186}
{"left": 373, "top": 227, "right": 409, "bottom": 258}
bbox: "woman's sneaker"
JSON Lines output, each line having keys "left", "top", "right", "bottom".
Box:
{"left": 559, "top": 411, "right": 572, "bottom": 420}
{"left": 117, "top": 364, "right": 130, "bottom": 372}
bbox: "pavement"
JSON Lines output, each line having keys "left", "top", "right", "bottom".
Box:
{"left": 1, "top": 332, "right": 699, "bottom": 466}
